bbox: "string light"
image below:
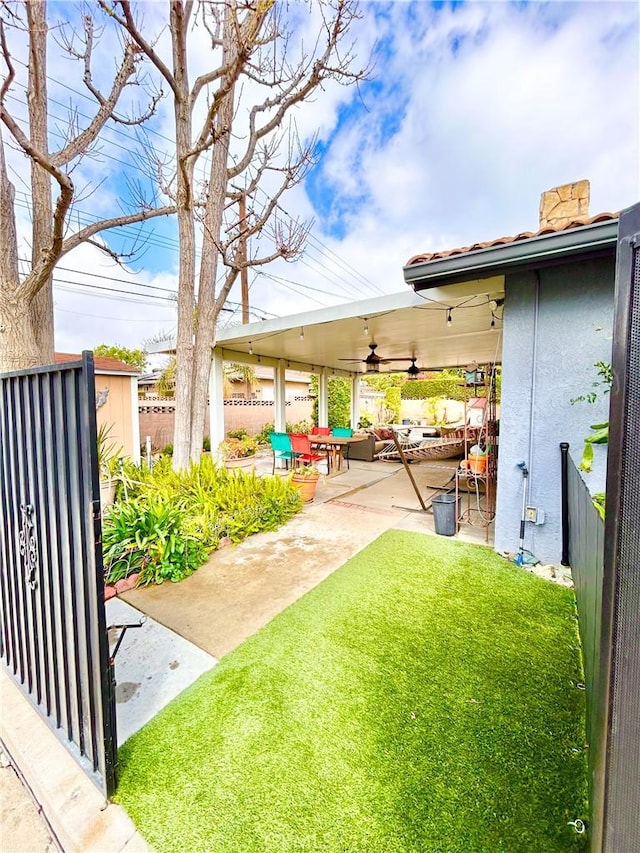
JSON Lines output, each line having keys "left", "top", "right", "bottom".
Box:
{"left": 490, "top": 315, "right": 496, "bottom": 328}
{"left": 300, "top": 327, "right": 305, "bottom": 340}
{"left": 446, "top": 308, "right": 452, "bottom": 327}
{"left": 363, "top": 318, "right": 369, "bottom": 335}
{"left": 248, "top": 342, "right": 253, "bottom": 354}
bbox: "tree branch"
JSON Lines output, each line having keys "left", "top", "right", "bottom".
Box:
{"left": 59, "top": 204, "right": 175, "bottom": 259}
{"left": 0, "top": 18, "right": 15, "bottom": 103}
{"left": 51, "top": 40, "right": 139, "bottom": 166}
{"left": 99, "top": 0, "right": 180, "bottom": 99}
{"left": 80, "top": 14, "right": 163, "bottom": 126}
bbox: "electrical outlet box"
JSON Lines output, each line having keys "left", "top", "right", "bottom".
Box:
{"left": 526, "top": 506, "right": 546, "bottom": 525}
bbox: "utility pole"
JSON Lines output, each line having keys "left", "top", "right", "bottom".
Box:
{"left": 239, "top": 192, "right": 249, "bottom": 323}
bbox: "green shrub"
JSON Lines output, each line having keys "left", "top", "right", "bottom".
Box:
{"left": 161, "top": 443, "right": 174, "bottom": 457}
{"left": 254, "top": 423, "right": 275, "bottom": 444}
{"left": 309, "top": 375, "right": 351, "bottom": 428}
{"left": 202, "top": 435, "right": 211, "bottom": 452}
{"left": 103, "top": 455, "right": 303, "bottom": 585}
{"left": 401, "top": 368, "right": 502, "bottom": 402}
{"left": 287, "top": 418, "right": 312, "bottom": 434}
{"left": 102, "top": 497, "right": 206, "bottom": 586}
{"left": 226, "top": 427, "right": 248, "bottom": 440}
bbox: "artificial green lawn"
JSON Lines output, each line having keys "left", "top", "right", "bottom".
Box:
{"left": 115, "top": 530, "right": 588, "bottom": 853}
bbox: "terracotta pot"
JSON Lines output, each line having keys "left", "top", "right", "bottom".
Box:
{"left": 224, "top": 456, "right": 256, "bottom": 472}
{"left": 468, "top": 454, "right": 487, "bottom": 474}
{"left": 291, "top": 472, "right": 319, "bottom": 502}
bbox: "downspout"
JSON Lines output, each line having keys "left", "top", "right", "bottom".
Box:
{"left": 526, "top": 270, "right": 541, "bottom": 507}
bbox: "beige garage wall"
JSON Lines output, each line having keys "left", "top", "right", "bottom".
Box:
{"left": 95, "top": 373, "right": 136, "bottom": 460}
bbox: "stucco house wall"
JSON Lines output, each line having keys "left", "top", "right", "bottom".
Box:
{"left": 495, "top": 256, "right": 614, "bottom": 563}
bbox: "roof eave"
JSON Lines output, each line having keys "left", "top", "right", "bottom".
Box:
{"left": 403, "top": 220, "right": 619, "bottom": 290}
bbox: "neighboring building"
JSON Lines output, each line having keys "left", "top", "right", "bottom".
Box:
{"left": 227, "top": 367, "right": 310, "bottom": 401}
{"left": 55, "top": 353, "right": 140, "bottom": 462}
{"left": 137, "top": 365, "right": 313, "bottom": 449}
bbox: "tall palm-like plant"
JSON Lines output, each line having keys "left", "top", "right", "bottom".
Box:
{"left": 223, "top": 363, "right": 259, "bottom": 400}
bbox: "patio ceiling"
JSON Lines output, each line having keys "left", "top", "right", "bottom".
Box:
{"left": 212, "top": 276, "right": 505, "bottom": 376}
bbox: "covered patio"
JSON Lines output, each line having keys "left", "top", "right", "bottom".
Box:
{"left": 206, "top": 279, "right": 505, "bottom": 448}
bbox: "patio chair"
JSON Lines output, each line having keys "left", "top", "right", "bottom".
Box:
{"left": 269, "top": 431, "right": 299, "bottom": 474}
{"left": 331, "top": 427, "right": 353, "bottom": 470}
{"left": 310, "top": 426, "right": 331, "bottom": 449}
{"left": 289, "top": 433, "right": 328, "bottom": 473}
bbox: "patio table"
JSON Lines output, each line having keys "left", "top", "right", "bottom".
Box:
{"left": 309, "top": 434, "right": 367, "bottom": 474}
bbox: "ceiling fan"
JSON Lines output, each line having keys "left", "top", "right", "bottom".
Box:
{"left": 338, "top": 343, "right": 413, "bottom": 374}
{"left": 377, "top": 357, "right": 432, "bottom": 379}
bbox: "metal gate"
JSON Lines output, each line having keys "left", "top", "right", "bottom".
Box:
{"left": 0, "top": 351, "right": 117, "bottom": 797}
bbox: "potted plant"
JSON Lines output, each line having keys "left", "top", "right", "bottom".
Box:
{"left": 289, "top": 465, "right": 321, "bottom": 502}
{"left": 219, "top": 434, "right": 259, "bottom": 470}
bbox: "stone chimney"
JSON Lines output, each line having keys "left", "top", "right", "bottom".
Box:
{"left": 539, "top": 179, "right": 590, "bottom": 229}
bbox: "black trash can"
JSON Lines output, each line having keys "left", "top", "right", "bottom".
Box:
{"left": 431, "top": 494, "right": 460, "bottom": 536}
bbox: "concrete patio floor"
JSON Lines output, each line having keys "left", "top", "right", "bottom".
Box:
{"left": 123, "top": 455, "right": 494, "bottom": 659}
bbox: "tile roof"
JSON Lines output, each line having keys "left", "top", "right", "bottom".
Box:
{"left": 405, "top": 212, "right": 619, "bottom": 267}
{"left": 54, "top": 352, "right": 139, "bottom": 374}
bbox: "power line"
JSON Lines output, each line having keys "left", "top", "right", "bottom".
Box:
{"left": 256, "top": 270, "right": 348, "bottom": 302}
{"left": 7, "top": 63, "right": 386, "bottom": 307}
{"left": 55, "top": 305, "right": 174, "bottom": 322}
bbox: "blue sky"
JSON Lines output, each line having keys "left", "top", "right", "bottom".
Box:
{"left": 4, "top": 0, "right": 638, "bottom": 358}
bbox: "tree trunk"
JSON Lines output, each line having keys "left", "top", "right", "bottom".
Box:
{"left": 170, "top": 2, "right": 197, "bottom": 471}
{"left": 189, "top": 5, "right": 237, "bottom": 461}
{"left": 0, "top": 296, "right": 41, "bottom": 371}
{"left": 0, "top": 123, "right": 39, "bottom": 371}
{"left": 26, "top": 0, "right": 54, "bottom": 363}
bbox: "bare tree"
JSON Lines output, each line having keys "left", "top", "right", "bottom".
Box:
{"left": 105, "top": 0, "right": 366, "bottom": 469}
{"left": 0, "top": 1, "right": 174, "bottom": 371}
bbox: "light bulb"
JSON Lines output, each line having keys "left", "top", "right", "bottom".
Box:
{"left": 300, "top": 327, "right": 304, "bottom": 340}
{"left": 363, "top": 318, "right": 369, "bottom": 335}
{"left": 248, "top": 342, "right": 253, "bottom": 355}
{"left": 446, "top": 308, "right": 452, "bottom": 327}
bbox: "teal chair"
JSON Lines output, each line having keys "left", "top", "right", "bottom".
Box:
{"left": 269, "top": 431, "right": 299, "bottom": 473}
{"left": 331, "top": 427, "right": 353, "bottom": 470}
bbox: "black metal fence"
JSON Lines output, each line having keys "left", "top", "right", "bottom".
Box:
{"left": 566, "top": 457, "right": 604, "bottom": 768}
{"left": 568, "top": 203, "right": 640, "bottom": 852}
{"left": 595, "top": 203, "right": 640, "bottom": 853}
{"left": 0, "top": 352, "right": 117, "bottom": 796}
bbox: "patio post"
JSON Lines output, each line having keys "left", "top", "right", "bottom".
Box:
{"left": 274, "top": 360, "right": 287, "bottom": 431}
{"left": 350, "top": 374, "right": 360, "bottom": 429}
{"left": 274, "top": 360, "right": 288, "bottom": 468}
{"left": 318, "top": 368, "right": 329, "bottom": 427}
{"left": 208, "top": 349, "right": 225, "bottom": 452}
